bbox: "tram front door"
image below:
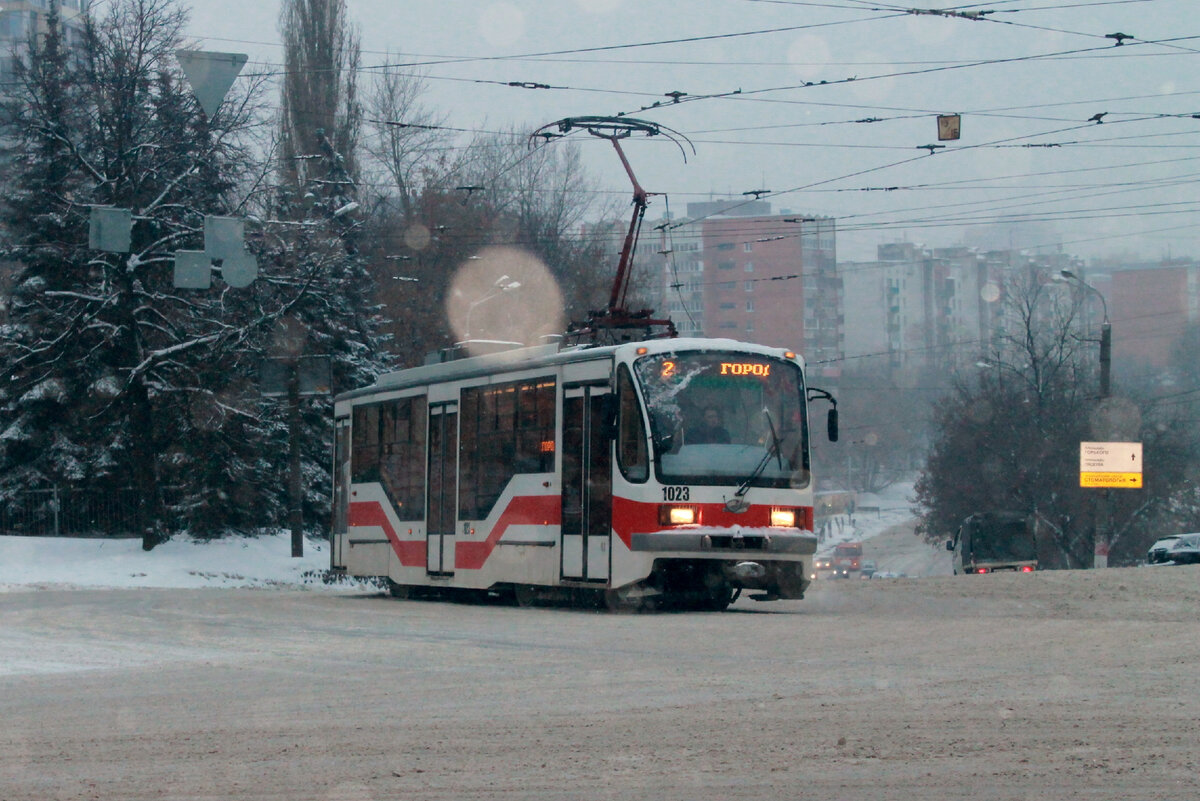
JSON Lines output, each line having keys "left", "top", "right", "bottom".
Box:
{"left": 561, "top": 385, "right": 612, "bottom": 582}
{"left": 427, "top": 403, "right": 457, "bottom": 576}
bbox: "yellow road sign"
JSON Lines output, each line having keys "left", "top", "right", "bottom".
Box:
{"left": 1080, "top": 472, "right": 1143, "bottom": 489}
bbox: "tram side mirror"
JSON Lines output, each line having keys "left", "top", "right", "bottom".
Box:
{"left": 807, "top": 387, "right": 838, "bottom": 442}
{"left": 653, "top": 431, "right": 675, "bottom": 454}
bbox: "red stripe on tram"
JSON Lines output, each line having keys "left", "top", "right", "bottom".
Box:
{"left": 348, "top": 501, "right": 426, "bottom": 566}
{"left": 456, "top": 495, "right": 561, "bottom": 570}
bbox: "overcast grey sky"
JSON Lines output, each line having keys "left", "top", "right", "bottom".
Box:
{"left": 183, "top": 0, "right": 1198, "bottom": 262}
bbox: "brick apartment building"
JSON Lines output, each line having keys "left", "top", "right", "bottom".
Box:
{"left": 644, "top": 201, "right": 842, "bottom": 376}
{"left": 1109, "top": 261, "right": 1200, "bottom": 373}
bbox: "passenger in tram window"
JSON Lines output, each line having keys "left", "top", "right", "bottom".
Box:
{"left": 687, "top": 406, "right": 731, "bottom": 444}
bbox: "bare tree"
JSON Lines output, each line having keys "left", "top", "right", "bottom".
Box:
{"left": 362, "top": 60, "right": 449, "bottom": 221}
{"left": 277, "top": 0, "right": 361, "bottom": 196}
{"left": 918, "top": 268, "right": 1098, "bottom": 555}
{"left": 983, "top": 268, "right": 1091, "bottom": 412}
{"left": 358, "top": 126, "right": 615, "bottom": 366}
{"left": 451, "top": 129, "right": 617, "bottom": 317}
{"left": 915, "top": 264, "right": 1200, "bottom": 567}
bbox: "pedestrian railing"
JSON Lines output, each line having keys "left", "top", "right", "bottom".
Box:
{"left": 0, "top": 488, "right": 154, "bottom": 537}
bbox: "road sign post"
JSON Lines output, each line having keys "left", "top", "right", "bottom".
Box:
{"left": 1079, "top": 442, "right": 1142, "bottom": 568}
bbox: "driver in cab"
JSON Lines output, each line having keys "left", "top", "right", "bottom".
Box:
{"left": 687, "top": 406, "right": 731, "bottom": 444}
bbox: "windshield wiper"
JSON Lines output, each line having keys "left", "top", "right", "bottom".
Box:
{"left": 725, "top": 409, "right": 782, "bottom": 513}
{"left": 763, "top": 408, "right": 783, "bottom": 470}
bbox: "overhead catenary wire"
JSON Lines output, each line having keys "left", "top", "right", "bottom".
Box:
{"left": 160, "top": 2, "right": 1200, "bottom": 272}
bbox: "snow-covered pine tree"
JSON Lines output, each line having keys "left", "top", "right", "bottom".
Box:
{"left": 0, "top": 0, "right": 385, "bottom": 547}
{"left": 258, "top": 0, "right": 384, "bottom": 549}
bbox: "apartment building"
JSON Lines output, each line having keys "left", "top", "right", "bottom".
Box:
{"left": 0, "top": 1, "right": 88, "bottom": 84}
{"left": 841, "top": 243, "right": 1089, "bottom": 376}
{"left": 643, "top": 201, "right": 841, "bottom": 371}
{"left": 1109, "top": 261, "right": 1200, "bottom": 373}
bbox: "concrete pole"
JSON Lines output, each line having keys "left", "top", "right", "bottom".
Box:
{"left": 288, "top": 363, "right": 304, "bottom": 558}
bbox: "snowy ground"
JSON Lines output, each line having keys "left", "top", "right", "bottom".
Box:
{"left": 0, "top": 531, "right": 344, "bottom": 593}
{"left": 6, "top": 482, "right": 1200, "bottom": 800}
{"left": 0, "top": 483, "right": 920, "bottom": 593}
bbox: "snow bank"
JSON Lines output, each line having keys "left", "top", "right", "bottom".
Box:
{"left": 0, "top": 483, "right": 920, "bottom": 592}
{"left": 0, "top": 532, "right": 352, "bottom": 592}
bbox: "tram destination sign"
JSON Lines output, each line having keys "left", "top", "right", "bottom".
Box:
{"left": 1079, "top": 441, "right": 1143, "bottom": 489}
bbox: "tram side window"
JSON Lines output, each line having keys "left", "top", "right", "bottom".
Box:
{"left": 351, "top": 404, "right": 381, "bottom": 482}
{"left": 460, "top": 378, "right": 556, "bottom": 519}
{"left": 379, "top": 397, "right": 427, "bottom": 520}
{"left": 351, "top": 398, "right": 427, "bottom": 520}
{"left": 617, "top": 367, "right": 648, "bottom": 482}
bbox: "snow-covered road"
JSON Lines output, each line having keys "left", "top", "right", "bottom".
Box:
{"left": 3, "top": 565, "right": 1199, "bottom": 800}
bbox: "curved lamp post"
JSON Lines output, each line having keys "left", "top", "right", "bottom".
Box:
{"left": 463, "top": 275, "right": 522, "bottom": 340}
{"left": 1058, "top": 269, "right": 1111, "bottom": 399}
{"left": 1058, "top": 269, "right": 1117, "bottom": 570}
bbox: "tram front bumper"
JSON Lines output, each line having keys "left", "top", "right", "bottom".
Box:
{"left": 629, "top": 528, "right": 816, "bottom": 600}
{"left": 629, "top": 528, "right": 817, "bottom": 556}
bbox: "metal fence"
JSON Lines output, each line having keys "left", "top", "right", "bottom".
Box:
{"left": 0, "top": 488, "right": 151, "bottom": 537}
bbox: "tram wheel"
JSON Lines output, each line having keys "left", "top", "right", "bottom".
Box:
{"left": 697, "top": 583, "right": 736, "bottom": 612}
{"left": 513, "top": 584, "right": 539, "bottom": 608}
{"left": 386, "top": 579, "right": 411, "bottom": 599}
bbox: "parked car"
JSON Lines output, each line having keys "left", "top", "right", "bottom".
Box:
{"left": 1147, "top": 535, "right": 1183, "bottom": 564}
{"left": 1164, "top": 533, "right": 1200, "bottom": 565}
{"left": 859, "top": 559, "right": 877, "bottom": 578}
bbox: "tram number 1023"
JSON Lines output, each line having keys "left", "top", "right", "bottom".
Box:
{"left": 662, "top": 486, "right": 691, "bottom": 502}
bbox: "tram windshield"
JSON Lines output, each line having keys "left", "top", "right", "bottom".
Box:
{"left": 634, "top": 352, "right": 810, "bottom": 488}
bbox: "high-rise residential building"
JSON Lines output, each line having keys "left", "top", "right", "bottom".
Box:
{"left": 644, "top": 201, "right": 841, "bottom": 370}
{"left": 1110, "top": 261, "right": 1200, "bottom": 373}
{"left": 841, "top": 242, "right": 1087, "bottom": 376}
{"left": 0, "top": 1, "right": 88, "bottom": 85}
{"left": 653, "top": 217, "right": 705, "bottom": 339}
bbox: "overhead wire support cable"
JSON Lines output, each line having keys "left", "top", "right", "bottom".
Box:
{"left": 608, "top": 34, "right": 1200, "bottom": 122}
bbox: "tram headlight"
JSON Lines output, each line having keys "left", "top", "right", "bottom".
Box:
{"left": 770, "top": 507, "right": 797, "bottom": 528}
{"left": 658, "top": 505, "right": 697, "bottom": 526}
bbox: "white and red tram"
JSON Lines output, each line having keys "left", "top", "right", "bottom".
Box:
{"left": 331, "top": 337, "right": 837, "bottom": 610}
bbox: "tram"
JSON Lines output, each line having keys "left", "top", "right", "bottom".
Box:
{"left": 330, "top": 337, "right": 838, "bottom": 610}
{"left": 330, "top": 115, "right": 836, "bottom": 610}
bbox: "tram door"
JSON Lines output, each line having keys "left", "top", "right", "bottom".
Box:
{"left": 427, "top": 403, "right": 458, "bottom": 575}
{"left": 561, "top": 385, "right": 612, "bottom": 582}
{"left": 331, "top": 418, "right": 351, "bottom": 571}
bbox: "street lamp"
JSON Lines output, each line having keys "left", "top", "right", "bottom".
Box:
{"left": 1057, "top": 269, "right": 1111, "bottom": 398}
{"left": 463, "top": 274, "right": 522, "bottom": 340}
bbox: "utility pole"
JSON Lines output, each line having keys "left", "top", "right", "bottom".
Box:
{"left": 1099, "top": 319, "right": 1112, "bottom": 400}
{"left": 261, "top": 355, "right": 332, "bottom": 557}
{"left": 1061, "top": 270, "right": 1114, "bottom": 568}
{"left": 287, "top": 365, "right": 304, "bottom": 558}
{"left": 1097, "top": 313, "right": 1112, "bottom": 569}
